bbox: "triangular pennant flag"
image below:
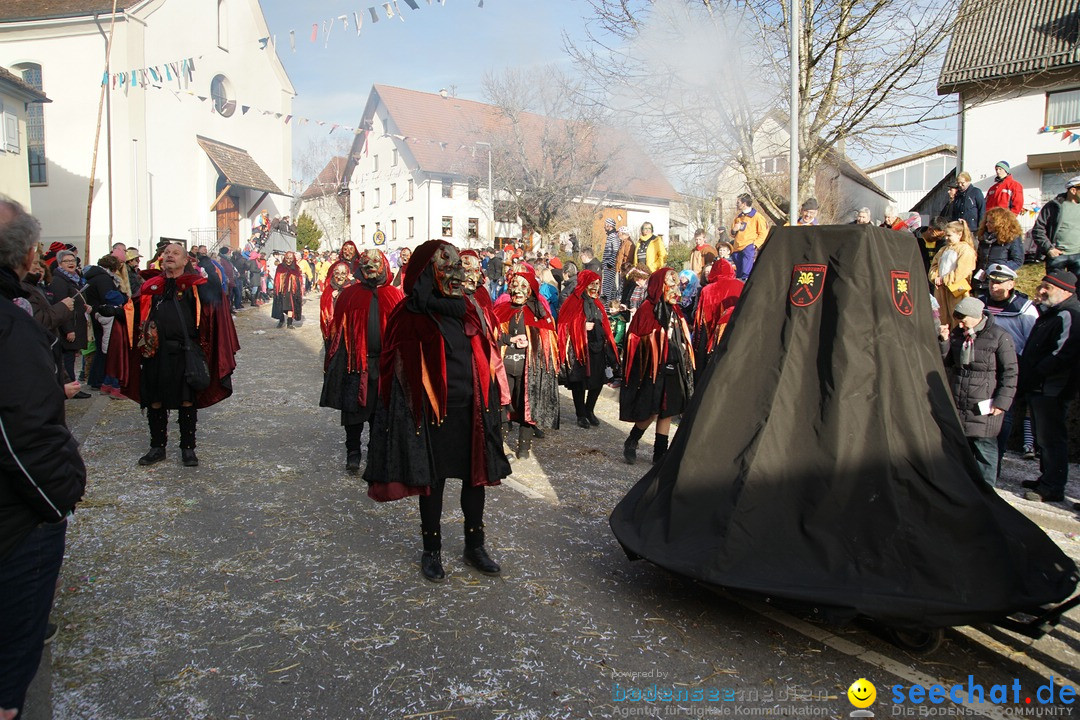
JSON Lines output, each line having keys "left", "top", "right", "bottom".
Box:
{"left": 383, "top": 2, "right": 395, "bottom": 18}
{"left": 258, "top": 36, "right": 269, "bottom": 49}
{"left": 197, "top": 95, "right": 207, "bottom": 102}
{"left": 149, "top": 67, "right": 158, "bottom": 82}
{"left": 242, "top": 105, "right": 250, "bottom": 115}
{"left": 393, "top": 1, "right": 406, "bottom": 20}
{"left": 339, "top": 14, "right": 349, "bottom": 31}
{"left": 354, "top": 11, "right": 363, "bottom": 34}
{"left": 187, "top": 57, "right": 196, "bottom": 73}
{"left": 1072, "top": 134, "right": 1080, "bottom": 144}
{"left": 1065, "top": 130, "right": 1073, "bottom": 140}
{"left": 131, "top": 70, "right": 137, "bottom": 87}
{"left": 311, "top": 23, "right": 318, "bottom": 42}
{"left": 299, "top": 118, "right": 309, "bottom": 125}
{"left": 284, "top": 115, "right": 293, "bottom": 124}
{"left": 101, "top": 71, "right": 109, "bottom": 86}
{"left": 369, "top": 7, "right": 380, "bottom": 22}
{"left": 402, "top": 0, "right": 420, "bottom": 7}
{"left": 324, "top": 17, "right": 334, "bottom": 47}
{"left": 330, "top": 124, "right": 339, "bottom": 134}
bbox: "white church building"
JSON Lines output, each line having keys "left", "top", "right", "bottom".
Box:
{"left": 0, "top": 0, "right": 294, "bottom": 261}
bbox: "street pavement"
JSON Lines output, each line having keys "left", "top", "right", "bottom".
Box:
{"left": 25, "top": 298, "right": 1080, "bottom": 719}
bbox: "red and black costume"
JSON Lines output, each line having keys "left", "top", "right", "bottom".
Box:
{"left": 556, "top": 269, "right": 620, "bottom": 427}
{"left": 111, "top": 268, "right": 239, "bottom": 462}
{"left": 692, "top": 259, "right": 743, "bottom": 382}
{"left": 339, "top": 240, "right": 361, "bottom": 277}
{"left": 620, "top": 268, "right": 695, "bottom": 423}
{"left": 272, "top": 255, "right": 304, "bottom": 327}
{"left": 319, "top": 261, "right": 356, "bottom": 345}
{"left": 364, "top": 240, "right": 510, "bottom": 581}
{"left": 320, "top": 252, "right": 403, "bottom": 473}
{"left": 493, "top": 268, "right": 560, "bottom": 458}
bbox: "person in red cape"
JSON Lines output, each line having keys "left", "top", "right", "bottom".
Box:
{"left": 620, "top": 267, "right": 695, "bottom": 465}
{"left": 492, "top": 267, "right": 560, "bottom": 459}
{"left": 319, "top": 249, "right": 404, "bottom": 474}
{"left": 391, "top": 245, "right": 411, "bottom": 288}
{"left": 272, "top": 250, "right": 304, "bottom": 328}
{"left": 364, "top": 240, "right": 511, "bottom": 583}
{"left": 118, "top": 243, "right": 238, "bottom": 467}
{"left": 557, "top": 269, "right": 620, "bottom": 428}
{"left": 692, "top": 259, "right": 743, "bottom": 382}
{"left": 461, "top": 249, "right": 512, "bottom": 412}
{"left": 339, "top": 240, "right": 361, "bottom": 277}
{"left": 319, "top": 261, "right": 356, "bottom": 349}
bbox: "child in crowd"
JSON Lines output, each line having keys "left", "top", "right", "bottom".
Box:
{"left": 928, "top": 220, "right": 977, "bottom": 329}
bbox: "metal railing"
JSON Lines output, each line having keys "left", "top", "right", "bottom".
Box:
{"left": 188, "top": 227, "right": 232, "bottom": 253}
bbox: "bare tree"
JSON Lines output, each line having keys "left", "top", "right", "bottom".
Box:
{"left": 479, "top": 67, "right": 618, "bottom": 250}
{"left": 566, "top": 0, "right": 976, "bottom": 222}
{"left": 293, "top": 135, "right": 353, "bottom": 249}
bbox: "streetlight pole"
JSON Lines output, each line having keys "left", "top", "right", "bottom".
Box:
{"left": 789, "top": 0, "right": 800, "bottom": 224}
{"left": 475, "top": 141, "right": 492, "bottom": 249}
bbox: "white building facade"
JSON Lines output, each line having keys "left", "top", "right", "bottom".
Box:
{"left": 0, "top": 65, "right": 49, "bottom": 210}
{"left": 865, "top": 145, "right": 957, "bottom": 217}
{"left": 939, "top": 0, "right": 1080, "bottom": 225}
{"left": 347, "top": 85, "right": 677, "bottom": 255}
{"left": 0, "top": 0, "right": 294, "bottom": 261}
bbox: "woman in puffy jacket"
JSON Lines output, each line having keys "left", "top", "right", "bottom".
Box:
{"left": 974, "top": 207, "right": 1025, "bottom": 287}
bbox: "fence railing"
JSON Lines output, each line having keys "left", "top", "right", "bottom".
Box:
{"left": 188, "top": 227, "right": 232, "bottom": 253}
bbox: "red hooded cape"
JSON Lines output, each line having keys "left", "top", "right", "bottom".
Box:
{"left": 624, "top": 268, "right": 695, "bottom": 383}
{"left": 109, "top": 270, "right": 239, "bottom": 409}
{"left": 556, "top": 269, "right": 618, "bottom": 370}
{"left": 694, "top": 259, "right": 744, "bottom": 353}
{"left": 326, "top": 255, "right": 404, "bottom": 387}
{"left": 370, "top": 240, "right": 507, "bottom": 501}
{"left": 319, "top": 261, "right": 356, "bottom": 341}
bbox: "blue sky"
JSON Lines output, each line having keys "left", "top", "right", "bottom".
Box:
{"left": 260, "top": 0, "right": 589, "bottom": 183}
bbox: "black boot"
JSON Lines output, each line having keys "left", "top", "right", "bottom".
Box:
{"left": 178, "top": 406, "right": 198, "bottom": 467}
{"left": 138, "top": 408, "right": 168, "bottom": 466}
{"left": 516, "top": 425, "right": 533, "bottom": 460}
{"left": 624, "top": 425, "right": 646, "bottom": 465}
{"left": 420, "top": 527, "right": 445, "bottom": 583}
{"left": 653, "top": 432, "right": 669, "bottom": 465}
{"left": 277, "top": 318, "right": 285, "bottom": 328}
{"left": 577, "top": 416, "right": 591, "bottom": 428}
{"left": 287, "top": 317, "right": 294, "bottom": 329}
{"left": 344, "top": 423, "right": 363, "bottom": 475}
{"left": 463, "top": 524, "right": 500, "bottom": 575}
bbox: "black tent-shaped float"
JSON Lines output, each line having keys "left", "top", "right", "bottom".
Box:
{"left": 610, "top": 225, "right": 1077, "bottom": 632}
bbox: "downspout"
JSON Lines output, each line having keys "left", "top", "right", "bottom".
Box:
{"left": 94, "top": 13, "right": 114, "bottom": 245}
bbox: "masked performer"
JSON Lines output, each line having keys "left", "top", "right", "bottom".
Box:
{"left": 125, "top": 243, "right": 238, "bottom": 467}
{"left": 557, "top": 269, "right": 620, "bottom": 428}
{"left": 339, "top": 240, "right": 361, "bottom": 277}
{"left": 493, "top": 268, "right": 560, "bottom": 459}
{"left": 319, "top": 261, "right": 356, "bottom": 349}
{"left": 272, "top": 250, "right": 304, "bottom": 329}
{"left": 692, "top": 259, "right": 743, "bottom": 382}
{"left": 320, "top": 250, "right": 404, "bottom": 474}
{"left": 364, "top": 240, "right": 511, "bottom": 583}
{"left": 392, "top": 246, "right": 411, "bottom": 289}
{"left": 620, "top": 267, "right": 695, "bottom": 465}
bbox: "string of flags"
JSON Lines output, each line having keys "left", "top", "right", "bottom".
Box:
{"left": 1038, "top": 125, "right": 1080, "bottom": 144}
{"left": 101, "top": 55, "right": 199, "bottom": 89}
{"left": 269, "top": 0, "right": 484, "bottom": 52}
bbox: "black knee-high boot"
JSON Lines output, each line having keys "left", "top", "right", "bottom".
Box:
{"left": 516, "top": 424, "right": 533, "bottom": 460}
{"left": 624, "top": 424, "right": 646, "bottom": 465}
{"left": 571, "top": 384, "right": 589, "bottom": 427}
{"left": 149, "top": 407, "right": 168, "bottom": 448}
{"left": 653, "top": 432, "right": 669, "bottom": 464}
{"left": 585, "top": 387, "right": 601, "bottom": 425}
{"left": 462, "top": 484, "right": 499, "bottom": 575}
{"left": 418, "top": 480, "right": 446, "bottom": 582}
{"left": 178, "top": 406, "right": 199, "bottom": 467}
{"left": 138, "top": 407, "right": 169, "bottom": 466}
{"left": 344, "top": 423, "right": 363, "bottom": 474}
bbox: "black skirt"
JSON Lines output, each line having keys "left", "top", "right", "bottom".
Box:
{"left": 428, "top": 404, "right": 473, "bottom": 481}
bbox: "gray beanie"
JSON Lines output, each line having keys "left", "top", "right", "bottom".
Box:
{"left": 953, "top": 296, "right": 985, "bottom": 318}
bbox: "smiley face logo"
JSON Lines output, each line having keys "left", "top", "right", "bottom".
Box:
{"left": 847, "top": 678, "right": 876, "bottom": 708}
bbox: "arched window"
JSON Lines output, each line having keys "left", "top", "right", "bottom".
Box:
{"left": 217, "top": 0, "right": 229, "bottom": 50}
{"left": 14, "top": 63, "right": 45, "bottom": 185}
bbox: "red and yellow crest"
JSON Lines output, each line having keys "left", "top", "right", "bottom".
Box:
{"left": 891, "top": 270, "right": 913, "bottom": 316}
{"left": 789, "top": 264, "right": 827, "bottom": 307}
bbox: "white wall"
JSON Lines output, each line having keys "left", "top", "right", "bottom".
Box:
{"left": 0, "top": 87, "right": 31, "bottom": 209}
{"left": 0, "top": 0, "right": 293, "bottom": 261}
{"left": 961, "top": 86, "right": 1069, "bottom": 209}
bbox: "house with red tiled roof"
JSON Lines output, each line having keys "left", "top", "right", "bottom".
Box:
{"left": 938, "top": 0, "right": 1080, "bottom": 219}
{"left": 345, "top": 84, "right": 678, "bottom": 253}
{"left": 0, "top": 0, "right": 294, "bottom": 260}
{"left": 0, "top": 64, "right": 49, "bottom": 210}
{"left": 297, "top": 156, "right": 349, "bottom": 250}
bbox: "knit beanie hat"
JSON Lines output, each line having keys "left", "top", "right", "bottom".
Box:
{"left": 995, "top": 161, "right": 1010, "bottom": 174}
{"left": 1043, "top": 269, "right": 1077, "bottom": 293}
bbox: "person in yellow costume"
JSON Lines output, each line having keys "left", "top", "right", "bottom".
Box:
{"left": 634, "top": 222, "right": 666, "bottom": 273}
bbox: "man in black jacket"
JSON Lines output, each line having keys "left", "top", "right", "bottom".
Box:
{"left": 0, "top": 198, "right": 87, "bottom": 717}
{"left": 1019, "top": 270, "right": 1080, "bottom": 503}
{"left": 939, "top": 296, "right": 1017, "bottom": 486}
{"left": 1031, "top": 175, "right": 1080, "bottom": 275}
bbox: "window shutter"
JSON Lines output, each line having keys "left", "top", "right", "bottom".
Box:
{"left": 3, "top": 112, "right": 19, "bottom": 153}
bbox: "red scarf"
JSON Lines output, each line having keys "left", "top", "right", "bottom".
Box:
{"left": 274, "top": 262, "right": 303, "bottom": 295}
{"left": 556, "top": 269, "right": 618, "bottom": 369}
{"left": 327, "top": 258, "right": 404, "bottom": 376}
{"left": 624, "top": 268, "right": 694, "bottom": 382}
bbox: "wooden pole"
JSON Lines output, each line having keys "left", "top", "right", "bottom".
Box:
{"left": 85, "top": 0, "right": 119, "bottom": 262}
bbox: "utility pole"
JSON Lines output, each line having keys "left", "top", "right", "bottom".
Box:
{"left": 788, "top": 0, "right": 800, "bottom": 224}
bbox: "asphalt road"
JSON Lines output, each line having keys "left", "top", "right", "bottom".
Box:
{"left": 25, "top": 299, "right": 1080, "bottom": 719}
